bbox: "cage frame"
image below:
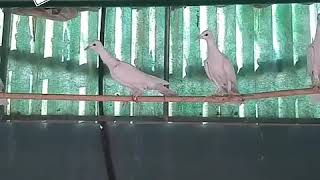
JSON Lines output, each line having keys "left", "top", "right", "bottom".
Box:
{"left": 0, "top": 2, "right": 319, "bottom": 121}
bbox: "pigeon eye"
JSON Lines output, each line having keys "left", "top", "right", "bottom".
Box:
{"left": 205, "top": 34, "right": 208, "bottom": 36}
{"left": 93, "top": 43, "right": 96, "bottom": 46}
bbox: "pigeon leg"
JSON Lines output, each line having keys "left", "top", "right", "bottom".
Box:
{"left": 215, "top": 86, "right": 227, "bottom": 96}
{"left": 227, "top": 81, "right": 232, "bottom": 94}
{"left": 131, "top": 89, "right": 143, "bottom": 103}
{"left": 132, "top": 95, "right": 138, "bottom": 102}
{"left": 312, "top": 73, "right": 320, "bottom": 87}
{"left": 315, "top": 75, "right": 320, "bottom": 87}
{"left": 130, "top": 89, "right": 143, "bottom": 115}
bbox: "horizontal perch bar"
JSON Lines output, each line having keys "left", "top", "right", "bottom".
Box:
{"left": 0, "top": 87, "right": 318, "bottom": 103}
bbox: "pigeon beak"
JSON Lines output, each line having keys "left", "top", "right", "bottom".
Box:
{"left": 84, "top": 45, "right": 91, "bottom": 51}
{"left": 198, "top": 35, "right": 203, "bottom": 39}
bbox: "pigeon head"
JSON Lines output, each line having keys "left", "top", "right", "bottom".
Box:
{"left": 199, "top": 30, "right": 213, "bottom": 40}
{"left": 84, "top": 40, "right": 104, "bottom": 51}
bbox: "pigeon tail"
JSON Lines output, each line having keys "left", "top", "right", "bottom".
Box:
{"left": 310, "top": 94, "right": 320, "bottom": 104}
{"left": 155, "top": 84, "right": 177, "bottom": 96}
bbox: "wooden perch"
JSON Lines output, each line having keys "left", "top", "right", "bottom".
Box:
{"left": 0, "top": 87, "right": 319, "bottom": 103}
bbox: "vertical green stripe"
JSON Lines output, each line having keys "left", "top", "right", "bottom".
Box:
{"left": 86, "top": 11, "right": 99, "bottom": 115}
{"left": 273, "top": 4, "right": 295, "bottom": 118}
{"left": 9, "top": 16, "right": 31, "bottom": 115}
{"left": 183, "top": 7, "right": 203, "bottom": 117}
{"left": 103, "top": 7, "right": 116, "bottom": 115}
{"left": 135, "top": 8, "right": 164, "bottom": 116}
{"left": 237, "top": 5, "right": 255, "bottom": 117}
{"left": 170, "top": 7, "right": 184, "bottom": 116}
{"left": 154, "top": 7, "right": 165, "bottom": 116}
{"left": 119, "top": 7, "right": 132, "bottom": 116}
{"left": 254, "top": 7, "right": 278, "bottom": 117}
{"left": 220, "top": 6, "right": 238, "bottom": 117}
{"left": 47, "top": 17, "right": 80, "bottom": 115}
{"left": 31, "top": 18, "right": 45, "bottom": 115}
{"left": 292, "top": 5, "right": 313, "bottom": 118}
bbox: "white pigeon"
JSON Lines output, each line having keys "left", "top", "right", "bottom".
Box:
{"left": 307, "top": 13, "right": 320, "bottom": 103}
{"left": 85, "top": 40, "right": 176, "bottom": 101}
{"left": 199, "top": 30, "right": 239, "bottom": 95}
{"left": 0, "top": 78, "right": 8, "bottom": 106}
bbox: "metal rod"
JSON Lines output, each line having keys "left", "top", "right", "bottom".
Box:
{"left": 163, "top": 6, "right": 171, "bottom": 121}
{"left": 98, "top": 8, "right": 106, "bottom": 116}
{"left": 0, "top": 0, "right": 317, "bottom": 7}
{"left": 97, "top": 8, "right": 117, "bottom": 180}
{"left": 0, "top": 87, "right": 319, "bottom": 103}
{"left": 2, "top": 115, "right": 320, "bottom": 125}
{"left": 0, "top": 9, "right": 11, "bottom": 115}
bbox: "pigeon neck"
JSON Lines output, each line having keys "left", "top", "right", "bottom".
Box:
{"left": 97, "top": 48, "right": 119, "bottom": 68}
{"left": 315, "top": 22, "right": 320, "bottom": 42}
{"left": 206, "top": 38, "right": 220, "bottom": 55}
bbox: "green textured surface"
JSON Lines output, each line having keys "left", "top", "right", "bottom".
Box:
{"left": 31, "top": 18, "right": 44, "bottom": 115}
{"left": 119, "top": 7, "right": 132, "bottom": 116}
{"left": 170, "top": 7, "right": 187, "bottom": 116}
{"left": 9, "top": 16, "right": 32, "bottom": 115}
{"left": 254, "top": 6, "right": 278, "bottom": 117}
{"left": 135, "top": 8, "right": 163, "bottom": 116}
{"left": 3, "top": 5, "right": 320, "bottom": 118}
{"left": 292, "top": 5, "right": 314, "bottom": 118}
{"left": 273, "top": 4, "right": 295, "bottom": 118}
{"left": 237, "top": 5, "right": 255, "bottom": 117}
{"left": 8, "top": 12, "right": 99, "bottom": 115}
{"left": 103, "top": 7, "right": 116, "bottom": 116}
{"left": 171, "top": 7, "right": 204, "bottom": 117}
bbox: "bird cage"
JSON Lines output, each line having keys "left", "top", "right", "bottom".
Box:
{"left": 1, "top": 0, "right": 320, "bottom": 180}
{"left": 2, "top": 2, "right": 320, "bottom": 119}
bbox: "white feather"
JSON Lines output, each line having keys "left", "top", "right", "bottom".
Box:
{"left": 308, "top": 14, "right": 320, "bottom": 104}
{"left": 85, "top": 40, "right": 176, "bottom": 97}
{"left": 200, "top": 30, "right": 238, "bottom": 95}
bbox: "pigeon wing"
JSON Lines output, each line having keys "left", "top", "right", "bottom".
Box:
{"left": 111, "top": 61, "right": 169, "bottom": 90}
{"left": 222, "top": 56, "right": 237, "bottom": 85}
